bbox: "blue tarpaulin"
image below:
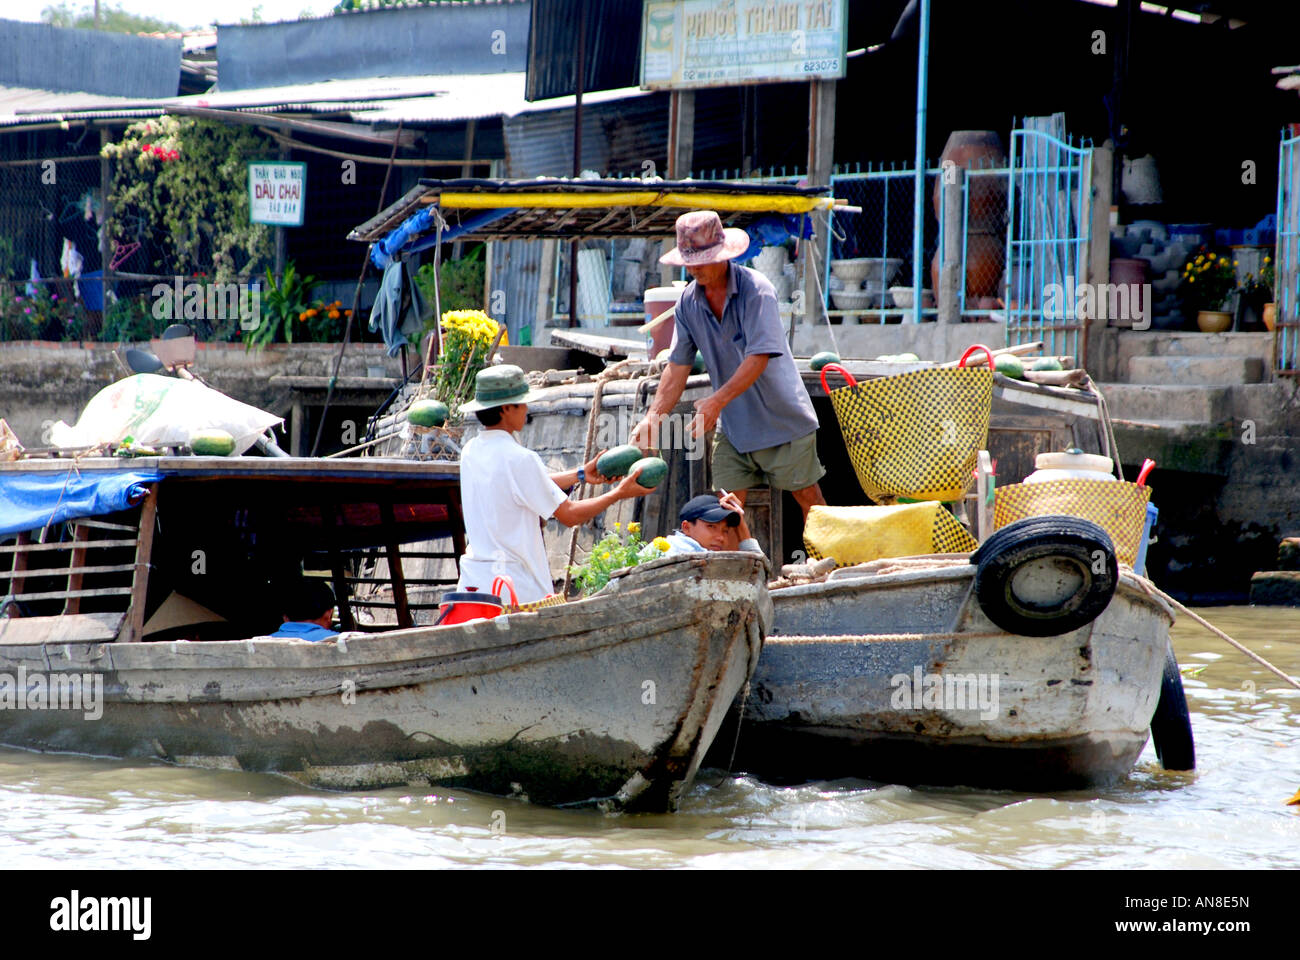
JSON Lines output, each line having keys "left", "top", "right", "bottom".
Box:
{"left": 0, "top": 471, "right": 160, "bottom": 537}
{"left": 370, "top": 207, "right": 518, "bottom": 270}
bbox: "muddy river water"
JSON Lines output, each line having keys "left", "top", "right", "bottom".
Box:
{"left": 1, "top": 606, "right": 1296, "bottom": 869}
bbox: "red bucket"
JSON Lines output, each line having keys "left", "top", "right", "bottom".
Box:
{"left": 435, "top": 591, "right": 504, "bottom": 626}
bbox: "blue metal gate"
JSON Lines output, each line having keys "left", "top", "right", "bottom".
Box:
{"left": 1004, "top": 121, "right": 1093, "bottom": 364}
{"left": 1275, "top": 130, "right": 1300, "bottom": 375}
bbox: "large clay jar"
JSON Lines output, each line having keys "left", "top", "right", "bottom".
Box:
{"left": 934, "top": 130, "right": 1009, "bottom": 233}
{"left": 931, "top": 232, "right": 1005, "bottom": 302}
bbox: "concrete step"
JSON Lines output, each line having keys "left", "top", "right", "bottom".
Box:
{"left": 1096, "top": 383, "right": 1231, "bottom": 423}
{"left": 1119, "top": 330, "right": 1273, "bottom": 359}
{"left": 1127, "top": 354, "right": 1266, "bottom": 385}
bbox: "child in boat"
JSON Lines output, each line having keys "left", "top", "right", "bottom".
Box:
{"left": 457, "top": 364, "right": 654, "bottom": 604}
{"left": 644, "top": 493, "right": 766, "bottom": 560}
{"left": 269, "top": 579, "right": 339, "bottom": 642}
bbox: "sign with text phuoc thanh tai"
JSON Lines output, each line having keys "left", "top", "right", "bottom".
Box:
{"left": 641, "top": 0, "right": 847, "bottom": 90}
{"left": 248, "top": 161, "right": 307, "bottom": 226}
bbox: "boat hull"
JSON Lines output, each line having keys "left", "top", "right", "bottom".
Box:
{"left": 0, "top": 553, "right": 769, "bottom": 811}
{"left": 707, "top": 564, "right": 1173, "bottom": 791}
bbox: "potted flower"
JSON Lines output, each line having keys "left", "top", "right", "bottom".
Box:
{"left": 1259, "top": 255, "right": 1276, "bottom": 332}
{"left": 1179, "top": 249, "right": 1238, "bottom": 332}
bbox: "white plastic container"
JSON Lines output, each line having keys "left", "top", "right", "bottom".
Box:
{"left": 1024, "top": 449, "right": 1116, "bottom": 484}
{"left": 644, "top": 281, "right": 687, "bottom": 356}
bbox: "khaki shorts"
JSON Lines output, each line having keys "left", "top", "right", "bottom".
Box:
{"left": 712, "top": 429, "right": 825, "bottom": 492}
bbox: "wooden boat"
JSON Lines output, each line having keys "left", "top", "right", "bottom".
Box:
{"left": 0, "top": 456, "right": 768, "bottom": 811}
{"left": 707, "top": 551, "right": 1181, "bottom": 791}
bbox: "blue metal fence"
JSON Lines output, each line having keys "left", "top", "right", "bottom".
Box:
{"left": 1275, "top": 131, "right": 1300, "bottom": 375}
{"left": 1004, "top": 124, "right": 1093, "bottom": 363}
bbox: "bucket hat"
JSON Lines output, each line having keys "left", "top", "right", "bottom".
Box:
{"left": 458, "top": 364, "right": 546, "bottom": 412}
{"left": 659, "top": 210, "right": 750, "bottom": 267}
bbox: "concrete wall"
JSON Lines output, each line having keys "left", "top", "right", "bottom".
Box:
{"left": 0, "top": 341, "right": 403, "bottom": 450}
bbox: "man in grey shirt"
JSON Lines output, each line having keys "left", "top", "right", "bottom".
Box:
{"left": 632, "top": 210, "right": 826, "bottom": 519}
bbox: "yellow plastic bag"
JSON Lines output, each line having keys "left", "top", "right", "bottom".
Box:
{"left": 819, "top": 361, "right": 993, "bottom": 503}
{"left": 993, "top": 479, "right": 1151, "bottom": 567}
{"left": 803, "top": 501, "right": 979, "bottom": 567}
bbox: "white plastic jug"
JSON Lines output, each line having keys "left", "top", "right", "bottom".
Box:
{"left": 1024, "top": 448, "right": 1116, "bottom": 484}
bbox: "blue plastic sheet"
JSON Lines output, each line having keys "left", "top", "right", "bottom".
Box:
{"left": 370, "top": 207, "right": 518, "bottom": 270}
{"left": 735, "top": 214, "right": 815, "bottom": 263}
{"left": 0, "top": 470, "right": 160, "bottom": 537}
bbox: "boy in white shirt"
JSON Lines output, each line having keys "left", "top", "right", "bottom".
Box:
{"left": 457, "top": 364, "right": 653, "bottom": 603}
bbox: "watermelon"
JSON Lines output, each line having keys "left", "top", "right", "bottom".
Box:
{"left": 692, "top": 350, "right": 706, "bottom": 374}
{"left": 190, "top": 429, "right": 235, "bottom": 456}
{"left": 628, "top": 456, "right": 668, "bottom": 489}
{"left": 994, "top": 354, "right": 1025, "bottom": 379}
{"left": 596, "top": 444, "right": 643, "bottom": 479}
{"left": 1031, "top": 357, "right": 1064, "bottom": 372}
{"left": 408, "top": 399, "right": 450, "bottom": 427}
{"left": 809, "top": 351, "right": 839, "bottom": 371}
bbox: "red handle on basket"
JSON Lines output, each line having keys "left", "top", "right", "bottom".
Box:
{"left": 491, "top": 576, "right": 519, "bottom": 607}
{"left": 958, "top": 344, "right": 996, "bottom": 369}
{"left": 819, "top": 362, "right": 858, "bottom": 393}
{"left": 1135, "top": 458, "right": 1156, "bottom": 487}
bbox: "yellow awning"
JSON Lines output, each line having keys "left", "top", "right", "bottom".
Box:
{"left": 434, "top": 191, "right": 833, "bottom": 215}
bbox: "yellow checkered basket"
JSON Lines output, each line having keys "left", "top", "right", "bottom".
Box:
{"left": 505, "top": 594, "right": 567, "bottom": 614}
{"left": 819, "top": 361, "right": 993, "bottom": 503}
{"left": 993, "top": 479, "right": 1151, "bottom": 567}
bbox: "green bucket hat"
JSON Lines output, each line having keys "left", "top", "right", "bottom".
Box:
{"left": 459, "top": 364, "right": 546, "bottom": 413}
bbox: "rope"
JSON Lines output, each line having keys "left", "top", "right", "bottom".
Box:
{"left": 1132, "top": 577, "right": 1300, "bottom": 691}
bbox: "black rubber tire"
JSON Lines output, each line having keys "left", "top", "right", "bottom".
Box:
{"left": 1150, "top": 638, "right": 1196, "bottom": 771}
{"left": 971, "top": 516, "right": 1118, "bottom": 637}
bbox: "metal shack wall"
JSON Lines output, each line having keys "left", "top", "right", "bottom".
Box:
{"left": 217, "top": 2, "right": 531, "bottom": 91}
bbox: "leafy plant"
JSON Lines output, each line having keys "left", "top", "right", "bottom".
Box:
{"left": 1180, "top": 248, "right": 1238, "bottom": 313}
{"left": 98, "top": 293, "right": 163, "bottom": 343}
{"left": 0, "top": 283, "right": 89, "bottom": 342}
{"left": 431, "top": 309, "right": 506, "bottom": 413}
{"left": 244, "top": 262, "right": 315, "bottom": 348}
{"left": 295, "top": 297, "right": 352, "bottom": 343}
{"left": 0, "top": 236, "right": 24, "bottom": 281}
{"left": 101, "top": 116, "right": 274, "bottom": 284}
{"left": 568, "top": 522, "right": 669, "bottom": 597}
{"left": 414, "top": 245, "right": 487, "bottom": 334}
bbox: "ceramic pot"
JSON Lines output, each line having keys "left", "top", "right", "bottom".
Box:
{"left": 931, "top": 234, "right": 1004, "bottom": 305}
{"left": 1196, "top": 310, "right": 1232, "bottom": 333}
{"left": 933, "top": 131, "right": 1008, "bottom": 232}
{"left": 1263, "top": 302, "right": 1276, "bottom": 332}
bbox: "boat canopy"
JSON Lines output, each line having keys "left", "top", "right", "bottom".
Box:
{"left": 0, "top": 469, "right": 160, "bottom": 537}
{"left": 348, "top": 177, "right": 842, "bottom": 270}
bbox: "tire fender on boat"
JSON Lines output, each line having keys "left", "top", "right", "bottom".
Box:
{"left": 1150, "top": 637, "right": 1196, "bottom": 771}
{"left": 970, "top": 516, "right": 1118, "bottom": 637}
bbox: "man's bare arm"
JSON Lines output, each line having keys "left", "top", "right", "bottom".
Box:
{"left": 691, "top": 353, "right": 770, "bottom": 437}
{"left": 630, "top": 361, "right": 691, "bottom": 449}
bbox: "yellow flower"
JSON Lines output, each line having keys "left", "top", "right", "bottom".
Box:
{"left": 653, "top": 537, "right": 670, "bottom": 552}
{"left": 602, "top": 551, "right": 611, "bottom": 560}
{"left": 1207, "top": 252, "right": 1216, "bottom": 260}
{"left": 627, "top": 522, "right": 641, "bottom": 536}
{"left": 1233, "top": 260, "right": 1239, "bottom": 267}
{"left": 614, "top": 521, "right": 621, "bottom": 529}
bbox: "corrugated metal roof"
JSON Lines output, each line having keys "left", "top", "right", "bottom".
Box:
{"left": 0, "top": 84, "right": 164, "bottom": 128}
{"left": 8, "top": 73, "right": 651, "bottom": 129}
